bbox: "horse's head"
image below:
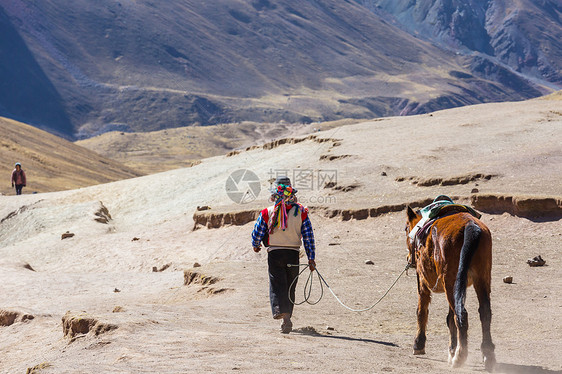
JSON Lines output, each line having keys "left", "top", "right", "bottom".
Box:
{"left": 405, "top": 206, "right": 422, "bottom": 267}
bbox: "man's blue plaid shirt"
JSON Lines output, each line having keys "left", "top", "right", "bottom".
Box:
{"left": 251, "top": 211, "right": 316, "bottom": 260}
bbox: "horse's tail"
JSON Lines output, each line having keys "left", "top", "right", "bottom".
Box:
{"left": 454, "top": 221, "right": 481, "bottom": 328}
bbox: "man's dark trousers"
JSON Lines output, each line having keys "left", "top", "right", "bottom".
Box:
{"left": 268, "top": 249, "right": 299, "bottom": 318}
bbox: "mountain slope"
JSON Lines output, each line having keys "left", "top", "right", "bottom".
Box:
{"left": 0, "top": 0, "right": 549, "bottom": 138}
{"left": 0, "top": 116, "right": 142, "bottom": 195}
{"left": 75, "top": 119, "right": 362, "bottom": 175}
{"left": 0, "top": 7, "right": 73, "bottom": 137}
{"left": 359, "top": 0, "right": 562, "bottom": 88}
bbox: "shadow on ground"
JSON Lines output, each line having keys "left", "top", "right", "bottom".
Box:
{"left": 292, "top": 326, "right": 399, "bottom": 347}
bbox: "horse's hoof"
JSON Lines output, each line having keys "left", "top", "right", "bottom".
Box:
{"left": 483, "top": 356, "right": 496, "bottom": 372}
{"left": 413, "top": 349, "right": 425, "bottom": 355}
{"left": 452, "top": 354, "right": 467, "bottom": 368}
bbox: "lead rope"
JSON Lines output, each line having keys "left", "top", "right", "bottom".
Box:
{"left": 288, "top": 264, "right": 324, "bottom": 305}
{"left": 287, "top": 262, "right": 411, "bottom": 312}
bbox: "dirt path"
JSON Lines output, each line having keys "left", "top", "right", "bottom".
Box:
{"left": 1, "top": 98, "right": 560, "bottom": 373}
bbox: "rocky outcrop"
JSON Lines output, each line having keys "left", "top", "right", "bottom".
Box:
{"left": 396, "top": 173, "right": 496, "bottom": 187}
{"left": 184, "top": 270, "right": 221, "bottom": 286}
{"left": 62, "top": 311, "right": 117, "bottom": 342}
{"left": 319, "top": 154, "right": 354, "bottom": 161}
{"left": 192, "top": 198, "right": 441, "bottom": 228}
{"left": 0, "top": 200, "right": 43, "bottom": 224}
{"left": 26, "top": 362, "right": 51, "bottom": 374}
{"left": 94, "top": 201, "right": 112, "bottom": 224}
{"left": 241, "top": 135, "right": 342, "bottom": 153}
{"left": 183, "top": 270, "right": 230, "bottom": 296}
{"left": 192, "top": 193, "right": 561, "bottom": 229}
{"left": 0, "top": 309, "right": 34, "bottom": 326}
{"left": 324, "top": 197, "right": 438, "bottom": 221}
{"left": 471, "top": 194, "right": 562, "bottom": 219}
{"left": 193, "top": 209, "right": 260, "bottom": 230}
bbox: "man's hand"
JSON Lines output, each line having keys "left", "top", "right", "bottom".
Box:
{"left": 308, "top": 259, "right": 316, "bottom": 271}
{"left": 253, "top": 246, "right": 261, "bottom": 253}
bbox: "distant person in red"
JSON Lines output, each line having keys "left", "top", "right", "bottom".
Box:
{"left": 11, "top": 162, "right": 26, "bottom": 195}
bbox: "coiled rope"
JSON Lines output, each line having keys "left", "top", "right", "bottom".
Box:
{"left": 288, "top": 263, "right": 410, "bottom": 312}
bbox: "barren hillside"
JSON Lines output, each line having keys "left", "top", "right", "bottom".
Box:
{"left": 1, "top": 0, "right": 555, "bottom": 138}
{"left": 75, "top": 119, "right": 362, "bottom": 174}
{"left": 0, "top": 98, "right": 560, "bottom": 373}
{"left": 0, "top": 116, "right": 141, "bottom": 196}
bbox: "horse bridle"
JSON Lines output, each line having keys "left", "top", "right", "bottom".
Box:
{"left": 404, "top": 223, "right": 417, "bottom": 269}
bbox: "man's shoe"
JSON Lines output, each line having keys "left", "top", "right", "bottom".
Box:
{"left": 281, "top": 317, "right": 293, "bottom": 334}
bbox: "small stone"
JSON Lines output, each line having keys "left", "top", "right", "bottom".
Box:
{"left": 365, "top": 260, "right": 374, "bottom": 265}
{"left": 197, "top": 206, "right": 211, "bottom": 211}
{"left": 22, "top": 263, "right": 35, "bottom": 271}
{"left": 132, "top": 237, "right": 140, "bottom": 241}
{"left": 114, "top": 288, "right": 121, "bottom": 293}
{"left": 61, "top": 231, "right": 75, "bottom": 240}
{"left": 152, "top": 266, "right": 158, "bottom": 272}
{"left": 326, "top": 326, "right": 335, "bottom": 331}
{"left": 471, "top": 188, "right": 479, "bottom": 193}
{"left": 502, "top": 276, "right": 513, "bottom": 284}
{"left": 193, "top": 262, "right": 201, "bottom": 268}
{"left": 381, "top": 171, "right": 387, "bottom": 176}
{"left": 527, "top": 255, "right": 546, "bottom": 267}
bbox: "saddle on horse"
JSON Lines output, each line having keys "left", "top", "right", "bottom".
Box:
{"left": 409, "top": 195, "right": 482, "bottom": 250}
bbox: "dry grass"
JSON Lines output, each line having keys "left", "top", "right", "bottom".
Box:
{"left": 541, "top": 90, "right": 562, "bottom": 100}
{"left": 76, "top": 120, "right": 365, "bottom": 174}
{"left": 0, "top": 116, "right": 141, "bottom": 195}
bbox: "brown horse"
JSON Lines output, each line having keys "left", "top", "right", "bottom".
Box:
{"left": 405, "top": 205, "right": 496, "bottom": 371}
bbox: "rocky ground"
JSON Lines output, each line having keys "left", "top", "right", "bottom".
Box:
{"left": 0, "top": 97, "right": 560, "bottom": 373}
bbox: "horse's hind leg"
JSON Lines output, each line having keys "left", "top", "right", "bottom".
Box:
{"left": 414, "top": 275, "right": 431, "bottom": 355}
{"left": 446, "top": 308, "right": 457, "bottom": 365}
{"left": 474, "top": 279, "right": 496, "bottom": 372}
{"left": 444, "top": 281, "right": 468, "bottom": 368}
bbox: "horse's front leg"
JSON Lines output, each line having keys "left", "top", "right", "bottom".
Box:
{"left": 414, "top": 273, "right": 431, "bottom": 355}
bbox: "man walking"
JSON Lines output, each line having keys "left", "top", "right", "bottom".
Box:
{"left": 251, "top": 176, "right": 316, "bottom": 333}
{"left": 11, "top": 162, "right": 27, "bottom": 195}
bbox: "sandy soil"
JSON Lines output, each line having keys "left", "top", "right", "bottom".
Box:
{"left": 0, "top": 98, "right": 560, "bottom": 373}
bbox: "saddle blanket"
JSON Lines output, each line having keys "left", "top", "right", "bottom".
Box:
{"left": 409, "top": 196, "right": 481, "bottom": 248}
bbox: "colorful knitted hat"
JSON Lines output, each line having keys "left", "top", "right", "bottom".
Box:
{"left": 268, "top": 176, "right": 300, "bottom": 233}
{"left": 270, "top": 176, "right": 298, "bottom": 194}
